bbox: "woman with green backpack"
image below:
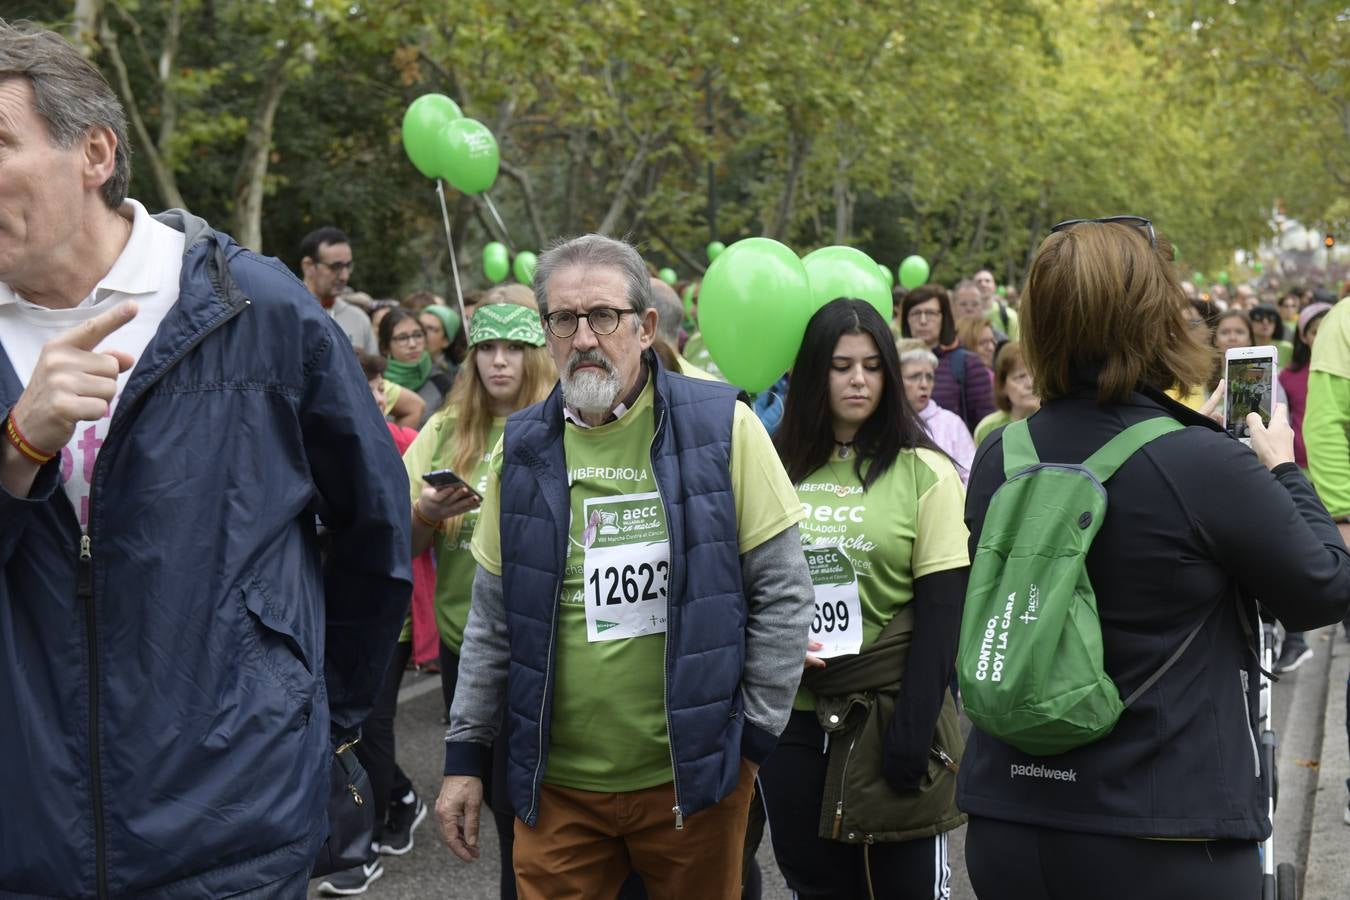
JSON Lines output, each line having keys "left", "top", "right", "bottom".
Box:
{"left": 958, "top": 217, "right": 1350, "bottom": 899}
{"left": 761, "top": 298, "right": 971, "bottom": 899}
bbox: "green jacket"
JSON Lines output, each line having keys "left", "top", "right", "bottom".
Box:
{"left": 801, "top": 607, "right": 966, "bottom": 844}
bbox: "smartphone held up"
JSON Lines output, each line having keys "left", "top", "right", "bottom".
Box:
{"left": 1223, "top": 345, "right": 1279, "bottom": 445}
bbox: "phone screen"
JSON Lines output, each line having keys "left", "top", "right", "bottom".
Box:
{"left": 1225, "top": 357, "right": 1274, "bottom": 440}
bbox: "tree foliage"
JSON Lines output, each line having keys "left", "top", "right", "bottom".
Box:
{"left": 12, "top": 0, "right": 1344, "bottom": 295}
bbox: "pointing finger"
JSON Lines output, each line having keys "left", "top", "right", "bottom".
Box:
{"left": 51, "top": 301, "right": 139, "bottom": 352}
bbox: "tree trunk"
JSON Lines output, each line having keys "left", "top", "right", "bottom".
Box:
{"left": 500, "top": 161, "right": 549, "bottom": 248}
{"left": 70, "top": 0, "right": 103, "bottom": 56}
{"left": 833, "top": 159, "right": 851, "bottom": 244}
{"left": 99, "top": 17, "right": 185, "bottom": 210}
{"left": 232, "top": 45, "right": 294, "bottom": 251}
{"left": 597, "top": 139, "right": 650, "bottom": 237}
{"left": 767, "top": 130, "right": 810, "bottom": 241}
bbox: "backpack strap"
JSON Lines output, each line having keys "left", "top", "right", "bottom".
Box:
{"left": 1081, "top": 418, "right": 1184, "bottom": 483}
{"left": 950, "top": 348, "right": 968, "bottom": 423}
{"left": 1001, "top": 418, "right": 1038, "bottom": 477}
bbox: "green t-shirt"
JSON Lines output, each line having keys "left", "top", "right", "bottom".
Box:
{"left": 1307, "top": 299, "right": 1350, "bottom": 517}
{"left": 402, "top": 410, "right": 506, "bottom": 653}
{"left": 793, "top": 447, "right": 970, "bottom": 709}
{"left": 471, "top": 380, "right": 804, "bottom": 792}
{"left": 973, "top": 409, "right": 1012, "bottom": 446}
{"left": 986, "top": 303, "right": 1020, "bottom": 341}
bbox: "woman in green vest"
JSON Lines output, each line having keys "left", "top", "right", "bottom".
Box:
{"left": 762, "top": 297, "right": 971, "bottom": 899}
{"left": 403, "top": 303, "right": 556, "bottom": 898}
{"left": 973, "top": 341, "right": 1042, "bottom": 446}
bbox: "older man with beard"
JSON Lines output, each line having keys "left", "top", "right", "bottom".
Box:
{"left": 434, "top": 234, "right": 814, "bottom": 899}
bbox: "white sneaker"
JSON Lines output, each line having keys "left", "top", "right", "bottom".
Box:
{"left": 316, "top": 860, "right": 384, "bottom": 896}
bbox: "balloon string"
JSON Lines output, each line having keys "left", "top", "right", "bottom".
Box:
{"left": 481, "top": 193, "right": 516, "bottom": 252}
{"left": 436, "top": 179, "right": 468, "bottom": 327}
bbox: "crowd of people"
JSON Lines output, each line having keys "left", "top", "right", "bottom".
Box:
{"left": 5, "top": 19, "right": 1350, "bottom": 900}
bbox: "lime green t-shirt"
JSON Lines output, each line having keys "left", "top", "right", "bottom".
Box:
{"left": 793, "top": 447, "right": 969, "bottom": 709}
{"left": 471, "top": 380, "right": 804, "bottom": 792}
{"left": 1307, "top": 299, "right": 1350, "bottom": 517}
{"left": 973, "top": 410, "right": 1012, "bottom": 446}
{"left": 986, "top": 304, "right": 1020, "bottom": 341}
{"left": 402, "top": 410, "right": 506, "bottom": 654}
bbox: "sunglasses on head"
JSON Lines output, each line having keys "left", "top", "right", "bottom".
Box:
{"left": 1050, "top": 215, "right": 1156, "bottom": 249}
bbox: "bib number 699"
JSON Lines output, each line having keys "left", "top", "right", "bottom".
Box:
{"left": 812, "top": 599, "right": 850, "bottom": 634}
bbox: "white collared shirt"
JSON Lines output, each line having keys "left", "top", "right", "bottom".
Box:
{"left": 0, "top": 198, "right": 186, "bottom": 528}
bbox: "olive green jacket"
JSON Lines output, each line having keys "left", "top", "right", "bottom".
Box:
{"left": 801, "top": 606, "right": 966, "bottom": 844}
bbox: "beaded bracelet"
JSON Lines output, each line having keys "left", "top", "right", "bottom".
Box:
{"left": 4, "top": 412, "right": 57, "bottom": 465}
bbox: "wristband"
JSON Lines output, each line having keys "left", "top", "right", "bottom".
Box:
{"left": 413, "top": 501, "right": 444, "bottom": 532}
{"left": 4, "top": 412, "right": 57, "bottom": 465}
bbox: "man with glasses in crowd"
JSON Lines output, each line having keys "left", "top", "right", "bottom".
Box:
{"left": 300, "top": 225, "right": 377, "bottom": 354}
{"left": 434, "top": 234, "right": 814, "bottom": 899}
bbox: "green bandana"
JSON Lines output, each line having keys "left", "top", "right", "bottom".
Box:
{"left": 469, "top": 302, "right": 546, "bottom": 347}
{"left": 384, "top": 351, "right": 433, "bottom": 390}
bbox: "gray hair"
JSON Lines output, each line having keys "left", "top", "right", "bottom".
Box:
{"left": 0, "top": 20, "right": 131, "bottom": 209}
{"left": 533, "top": 234, "right": 653, "bottom": 320}
{"left": 649, "top": 278, "right": 683, "bottom": 344}
{"left": 899, "top": 347, "right": 938, "bottom": 370}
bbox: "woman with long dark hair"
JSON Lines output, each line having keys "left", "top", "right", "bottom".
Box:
{"left": 762, "top": 298, "right": 970, "bottom": 899}
{"left": 900, "top": 284, "right": 995, "bottom": 430}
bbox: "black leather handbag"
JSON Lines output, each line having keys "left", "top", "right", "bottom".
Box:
{"left": 310, "top": 738, "right": 377, "bottom": 877}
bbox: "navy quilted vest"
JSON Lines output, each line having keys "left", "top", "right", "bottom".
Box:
{"left": 498, "top": 360, "right": 746, "bottom": 826}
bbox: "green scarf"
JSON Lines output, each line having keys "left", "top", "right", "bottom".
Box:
{"left": 384, "top": 351, "right": 433, "bottom": 390}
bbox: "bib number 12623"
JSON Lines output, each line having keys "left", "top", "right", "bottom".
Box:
{"left": 581, "top": 492, "right": 670, "bottom": 642}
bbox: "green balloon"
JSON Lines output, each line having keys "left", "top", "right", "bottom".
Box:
{"left": 1192, "top": 271, "right": 1205, "bottom": 284}
{"left": 513, "top": 251, "right": 538, "bottom": 285}
{"left": 401, "top": 94, "right": 462, "bottom": 179}
{"left": 658, "top": 267, "right": 678, "bottom": 286}
{"left": 997, "top": 285, "right": 1007, "bottom": 297}
{"left": 801, "top": 246, "right": 891, "bottom": 321}
{"left": 436, "top": 118, "right": 500, "bottom": 195}
{"left": 877, "top": 263, "right": 894, "bottom": 289}
{"left": 483, "top": 242, "right": 509, "bottom": 284}
{"left": 1253, "top": 261, "right": 1264, "bottom": 273}
{"left": 707, "top": 241, "right": 726, "bottom": 262}
{"left": 699, "top": 238, "right": 812, "bottom": 392}
{"left": 898, "top": 255, "right": 930, "bottom": 290}
{"left": 1218, "top": 270, "right": 1230, "bottom": 285}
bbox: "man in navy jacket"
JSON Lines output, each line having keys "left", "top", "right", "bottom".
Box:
{"left": 0, "top": 21, "right": 411, "bottom": 898}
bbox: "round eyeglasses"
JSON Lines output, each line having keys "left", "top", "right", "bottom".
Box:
{"left": 542, "top": 307, "right": 634, "bottom": 339}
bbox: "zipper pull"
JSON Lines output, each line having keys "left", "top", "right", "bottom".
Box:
{"left": 80, "top": 534, "right": 92, "bottom": 560}
{"left": 831, "top": 800, "right": 843, "bottom": 839}
{"left": 672, "top": 805, "right": 684, "bottom": 830}
{"left": 931, "top": 746, "right": 959, "bottom": 773}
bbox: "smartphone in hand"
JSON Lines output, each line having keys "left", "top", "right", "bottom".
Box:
{"left": 423, "top": 468, "right": 483, "bottom": 501}
{"left": 1223, "top": 345, "right": 1278, "bottom": 446}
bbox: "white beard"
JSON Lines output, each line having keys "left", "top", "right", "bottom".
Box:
{"left": 561, "top": 366, "right": 622, "bottom": 413}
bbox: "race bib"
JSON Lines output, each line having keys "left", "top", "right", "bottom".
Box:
{"left": 582, "top": 492, "right": 670, "bottom": 642}
{"left": 803, "top": 544, "right": 863, "bottom": 658}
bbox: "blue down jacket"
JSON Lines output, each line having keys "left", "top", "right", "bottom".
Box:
{"left": 0, "top": 211, "right": 411, "bottom": 898}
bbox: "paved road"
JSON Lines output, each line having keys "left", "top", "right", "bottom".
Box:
{"left": 310, "top": 650, "right": 1313, "bottom": 900}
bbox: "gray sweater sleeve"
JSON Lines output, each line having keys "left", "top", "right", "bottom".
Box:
{"left": 443, "top": 565, "right": 510, "bottom": 776}
{"left": 738, "top": 523, "right": 814, "bottom": 762}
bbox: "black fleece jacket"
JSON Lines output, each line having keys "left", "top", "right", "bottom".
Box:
{"left": 956, "top": 386, "right": 1350, "bottom": 840}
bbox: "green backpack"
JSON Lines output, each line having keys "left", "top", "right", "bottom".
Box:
{"left": 957, "top": 416, "right": 1202, "bottom": 756}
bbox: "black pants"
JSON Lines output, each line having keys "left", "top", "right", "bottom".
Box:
{"left": 355, "top": 640, "right": 413, "bottom": 847}
{"left": 965, "top": 816, "right": 1260, "bottom": 900}
{"left": 758, "top": 710, "right": 951, "bottom": 900}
